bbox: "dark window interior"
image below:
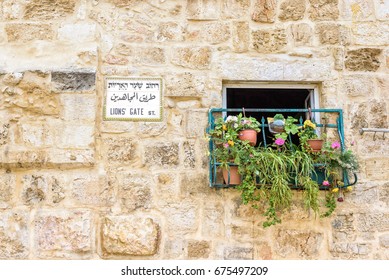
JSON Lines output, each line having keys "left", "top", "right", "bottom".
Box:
{"left": 226, "top": 88, "right": 311, "bottom": 146}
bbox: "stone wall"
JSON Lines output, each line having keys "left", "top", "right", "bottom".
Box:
{"left": 0, "top": 0, "right": 388, "bottom": 259}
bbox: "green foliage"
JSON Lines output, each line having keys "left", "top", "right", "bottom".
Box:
{"left": 237, "top": 113, "right": 261, "bottom": 132}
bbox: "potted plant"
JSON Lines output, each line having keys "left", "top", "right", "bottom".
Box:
{"left": 237, "top": 113, "right": 261, "bottom": 146}
{"left": 298, "top": 119, "right": 323, "bottom": 152}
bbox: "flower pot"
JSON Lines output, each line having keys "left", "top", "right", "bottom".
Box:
{"left": 307, "top": 139, "right": 324, "bottom": 152}
{"left": 238, "top": 129, "right": 257, "bottom": 146}
{"left": 269, "top": 119, "right": 285, "bottom": 134}
{"left": 222, "top": 166, "right": 241, "bottom": 185}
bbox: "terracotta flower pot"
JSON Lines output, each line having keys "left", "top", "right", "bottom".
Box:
{"left": 307, "top": 139, "right": 324, "bottom": 152}
{"left": 222, "top": 166, "right": 241, "bottom": 185}
{"left": 238, "top": 129, "right": 257, "bottom": 146}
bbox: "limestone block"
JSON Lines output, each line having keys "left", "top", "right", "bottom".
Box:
{"left": 201, "top": 203, "right": 225, "bottom": 238}
{"left": 379, "top": 234, "right": 389, "bottom": 248}
{"left": 330, "top": 243, "right": 372, "bottom": 258}
{"left": 116, "top": 172, "right": 152, "bottom": 211}
{"left": 352, "top": 22, "right": 389, "bottom": 46}
{"left": 356, "top": 213, "right": 389, "bottom": 232}
{"left": 232, "top": 21, "right": 249, "bottom": 53}
{"left": 188, "top": 240, "right": 210, "bottom": 258}
{"left": 60, "top": 94, "right": 96, "bottom": 122}
{"left": 316, "top": 23, "right": 351, "bottom": 45}
{"left": 104, "top": 54, "right": 129, "bottom": 65}
{"left": 333, "top": 47, "right": 344, "bottom": 70}
{"left": 279, "top": 0, "right": 306, "bottom": 21}
{"left": 56, "top": 124, "right": 94, "bottom": 148}
{"left": 183, "top": 141, "right": 196, "bottom": 168}
{"left": 101, "top": 216, "right": 159, "bottom": 256}
{"left": 5, "top": 23, "right": 54, "bottom": 42}
{"left": 24, "top": 0, "right": 76, "bottom": 20}
{"left": 164, "top": 72, "right": 205, "bottom": 97}
{"left": 186, "top": 109, "right": 208, "bottom": 138}
{"left": 144, "top": 142, "right": 179, "bottom": 167}
{"left": 252, "top": 28, "right": 287, "bottom": 53}
{"left": 0, "top": 150, "right": 49, "bottom": 169}
{"left": 58, "top": 23, "right": 97, "bottom": 43}
{"left": 364, "top": 158, "right": 389, "bottom": 181}
{"left": 34, "top": 210, "right": 93, "bottom": 257}
{"left": 181, "top": 172, "right": 209, "bottom": 197}
{"left": 115, "top": 43, "right": 133, "bottom": 56}
{"left": 290, "top": 23, "right": 313, "bottom": 46}
{"left": 0, "top": 172, "right": 15, "bottom": 209}
{"left": 19, "top": 123, "right": 55, "bottom": 147}
{"left": 156, "top": 22, "right": 185, "bottom": 42}
{"left": 345, "top": 48, "right": 382, "bottom": 72}
{"left": 0, "top": 210, "right": 29, "bottom": 259}
{"left": 135, "top": 47, "right": 166, "bottom": 65}
{"left": 164, "top": 239, "right": 185, "bottom": 259}
{"left": 102, "top": 137, "right": 136, "bottom": 163}
{"left": 374, "top": 0, "right": 389, "bottom": 20}
{"left": 331, "top": 213, "right": 357, "bottom": 242}
{"left": 109, "top": 0, "right": 142, "bottom": 8}
{"left": 308, "top": 0, "right": 339, "bottom": 20}
{"left": 51, "top": 71, "right": 96, "bottom": 92}
{"left": 0, "top": 123, "right": 10, "bottom": 145}
{"left": 221, "top": 0, "right": 250, "bottom": 19}
{"left": 162, "top": 201, "right": 199, "bottom": 235}
{"left": 202, "top": 22, "right": 231, "bottom": 45}
{"left": 171, "top": 46, "right": 212, "bottom": 70}
{"left": 71, "top": 172, "right": 113, "bottom": 207}
{"left": 2, "top": 0, "right": 24, "bottom": 20}
{"left": 275, "top": 229, "right": 323, "bottom": 258}
{"left": 251, "top": 0, "right": 276, "bottom": 23}
{"left": 154, "top": 172, "right": 180, "bottom": 203}
{"left": 224, "top": 247, "right": 253, "bottom": 260}
{"left": 379, "top": 183, "right": 389, "bottom": 206}
{"left": 22, "top": 174, "right": 48, "bottom": 206}
{"left": 46, "top": 148, "right": 95, "bottom": 167}
{"left": 340, "top": 0, "right": 374, "bottom": 21}
{"left": 138, "top": 122, "right": 167, "bottom": 137}
{"left": 187, "top": 0, "right": 219, "bottom": 20}
{"left": 342, "top": 75, "right": 376, "bottom": 97}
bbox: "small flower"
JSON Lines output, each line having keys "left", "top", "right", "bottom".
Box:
{"left": 351, "top": 140, "right": 355, "bottom": 146}
{"left": 303, "top": 120, "right": 316, "bottom": 129}
{"left": 337, "top": 197, "right": 344, "bottom": 202}
{"left": 275, "top": 138, "right": 285, "bottom": 146}
{"left": 226, "top": 116, "right": 238, "bottom": 123}
{"left": 222, "top": 124, "right": 227, "bottom": 131}
{"left": 337, "top": 181, "right": 344, "bottom": 187}
{"left": 249, "top": 154, "right": 254, "bottom": 158}
{"left": 227, "top": 140, "right": 234, "bottom": 146}
{"left": 322, "top": 180, "right": 330, "bottom": 187}
{"left": 331, "top": 141, "right": 341, "bottom": 149}
{"left": 332, "top": 187, "right": 339, "bottom": 193}
{"left": 223, "top": 143, "right": 229, "bottom": 148}
{"left": 346, "top": 186, "right": 353, "bottom": 192}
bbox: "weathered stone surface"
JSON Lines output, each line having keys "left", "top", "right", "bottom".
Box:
{"left": 379, "top": 183, "right": 389, "bottom": 206}
{"left": 333, "top": 47, "right": 344, "bottom": 70}
{"left": 365, "top": 158, "right": 389, "bottom": 181}
{"left": 330, "top": 242, "right": 372, "bottom": 259}
{"left": 0, "top": 211, "right": 29, "bottom": 259}
{"left": 290, "top": 23, "right": 313, "bottom": 46}
{"left": 352, "top": 22, "right": 389, "bottom": 46}
{"left": 341, "top": 0, "right": 375, "bottom": 21}
{"left": 2, "top": 0, "right": 24, "bottom": 20}
{"left": 275, "top": 229, "right": 323, "bottom": 258}
{"left": 60, "top": 94, "right": 96, "bottom": 122}
{"left": 342, "top": 75, "right": 375, "bottom": 97}
{"left": 308, "top": 0, "right": 339, "bottom": 20}
{"left": 331, "top": 213, "right": 357, "bottom": 242}
{"left": 24, "top": 0, "right": 76, "bottom": 20}
{"left": 202, "top": 203, "right": 225, "bottom": 238}
{"left": 102, "top": 216, "right": 159, "bottom": 256}
{"left": 222, "top": 0, "right": 250, "bottom": 19}
{"left": 19, "top": 122, "right": 54, "bottom": 147}
{"left": 58, "top": 23, "right": 96, "bottom": 42}
{"left": 5, "top": 23, "right": 54, "bottom": 42}
{"left": 154, "top": 172, "right": 180, "bottom": 203}
{"left": 374, "top": 0, "right": 389, "bottom": 20}
{"left": 252, "top": 28, "right": 287, "bottom": 53}
{"left": 368, "top": 100, "right": 388, "bottom": 128}
{"left": 164, "top": 72, "right": 205, "bottom": 97}
{"left": 171, "top": 47, "right": 212, "bottom": 69}
{"left": 0, "top": 172, "right": 14, "bottom": 208}
{"left": 345, "top": 48, "right": 382, "bottom": 71}
{"left": 317, "top": 23, "right": 351, "bottom": 45}
{"left": 232, "top": 21, "right": 249, "bottom": 53}
{"left": 229, "top": 224, "right": 254, "bottom": 242}
{"left": 0, "top": 123, "right": 10, "bottom": 145}
{"left": 103, "top": 137, "right": 136, "bottom": 163}
{"left": 356, "top": 213, "right": 389, "bottom": 232}
{"left": 34, "top": 210, "right": 92, "bottom": 256}
{"left": 57, "top": 124, "right": 94, "bottom": 148}
{"left": 183, "top": 141, "right": 196, "bottom": 168}
{"left": 104, "top": 54, "right": 129, "bottom": 65}
{"left": 379, "top": 234, "right": 389, "bottom": 248}
{"left": 144, "top": 142, "right": 179, "bottom": 167}
{"left": 255, "top": 242, "right": 273, "bottom": 259}
{"left": 224, "top": 247, "right": 253, "bottom": 260}
{"left": 109, "top": 0, "right": 142, "bottom": 8}
{"left": 252, "top": 0, "right": 276, "bottom": 23}
{"left": 187, "top": 0, "right": 219, "bottom": 20}
{"left": 162, "top": 201, "right": 198, "bottom": 235}
{"left": 181, "top": 172, "right": 209, "bottom": 196}
{"left": 156, "top": 22, "right": 184, "bottom": 42}
{"left": 135, "top": 47, "right": 166, "bottom": 65}
{"left": 115, "top": 43, "right": 133, "bottom": 56}
{"left": 202, "top": 22, "right": 230, "bottom": 44}
{"left": 51, "top": 71, "right": 96, "bottom": 92}
{"left": 279, "top": 0, "right": 306, "bottom": 21}
{"left": 186, "top": 109, "right": 208, "bottom": 138}
{"left": 117, "top": 172, "right": 152, "bottom": 211}
{"left": 22, "top": 175, "right": 47, "bottom": 205}
{"left": 188, "top": 240, "right": 210, "bottom": 258}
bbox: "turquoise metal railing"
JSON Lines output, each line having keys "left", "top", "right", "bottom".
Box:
{"left": 207, "top": 108, "right": 358, "bottom": 189}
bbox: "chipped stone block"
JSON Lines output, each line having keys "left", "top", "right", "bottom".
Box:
{"left": 181, "top": 172, "right": 209, "bottom": 196}
{"left": 19, "top": 123, "right": 54, "bottom": 147}
{"left": 308, "top": 0, "right": 339, "bottom": 20}
{"left": 290, "top": 23, "right": 313, "bottom": 46}
{"left": 333, "top": 47, "right": 344, "bottom": 70}
{"left": 201, "top": 22, "right": 230, "bottom": 45}
{"left": 252, "top": 28, "right": 287, "bottom": 53}
{"left": 24, "top": 0, "right": 76, "bottom": 20}
{"left": 221, "top": 0, "right": 250, "bottom": 19}
{"left": 356, "top": 213, "right": 389, "bottom": 232}
{"left": 183, "top": 141, "right": 196, "bottom": 168}
{"left": 164, "top": 72, "right": 205, "bottom": 97}
{"left": 2, "top": 0, "right": 25, "bottom": 20}
{"left": 340, "top": 0, "right": 375, "bottom": 21}
{"left": 0, "top": 172, "right": 15, "bottom": 209}
{"left": 22, "top": 175, "right": 47, "bottom": 206}
{"left": 224, "top": 247, "right": 253, "bottom": 260}
{"left": 5, "top": 23, "right": 54, "bottom": 42}
{"left": 135, "top": 47, "right": 166, "bottom": 65}
{"left": 144, "top": 142, "right": 179, "bottom": 167}
{"left": 202, "top": 203, "right": 225, "bottom": 238}
{"left": 275, "top": 229, "right": 323, "bottom": 258}
{"left": 0, "top": 123, "right": 10, "bottom": 145}
{"left": 57, "top": 124, "right": 94, "bottom": 148}
{"left": 0, "top": 211, "right": 29, "bottom": 259}
{"left": 345, "top": 48, "right": 382, "bottom": 71}
{"left": 171, "top": 46, "right": 211, "bottom": 70}
{"left": 232, "top": 21, "right": 249, "bottom": 53}
{"left": 254, "top": 242, "right": 273, "bottom": 260}
{"left": 101, "top": 216, "right": 159, "bottom": 256}
{"left": 342, "top": 75, "right": 375, "bottom": 97}
{"left": 331, "top": 213, "right": 357, "bottom": 242}
{"left": 316, "top": 23, "right": 351, "bottom": 45}
{"left": 46, "top": 148, "right": 95, "bottom": 167}
{"left": 104, "top": 54, "right": 129, "bottom": 65}
{"left": 252, "top": 0, "right": 276, "bottom": 23}
{"left": 187, "top": 0, "right": 219, "bottom": 20}
{"left": 365, "top": 158, "right": 389, "bottom": 181}
{"left": 186, "top": 109, "right": 208, "bottom": 138}
{"left": 154, "top": 172, "right": 180, "bottom": 202}
{"left": 60, "top": 94, "right": 96, "bottom": 122}
{"left": 163, "top": 201, "right": 198, "bottom": 235}
{"left": 34, "top": 210, "right": 92, "bottom": 257}
{"left": 51, "top": 71, "right": 96, "bottom": 92}
{"left": 188, "top": 240, "right": 210, "bottom": 258}
{"left": 279, "top": 0, "right": 306, "bottom": 21}
{"left": 58, "top": 23, "right": 96, "bottom": 42}
{"left": 103, "top": 137, "right": 136, "bottom": 163}
{"left": 330, "top": 243, "right": 372, "bottom": 258}
{"left": 156, "top": 22, "right": 185, "bottom": 42}
{"left": 379, "top": 234, "right": 389, "bottom": 248}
